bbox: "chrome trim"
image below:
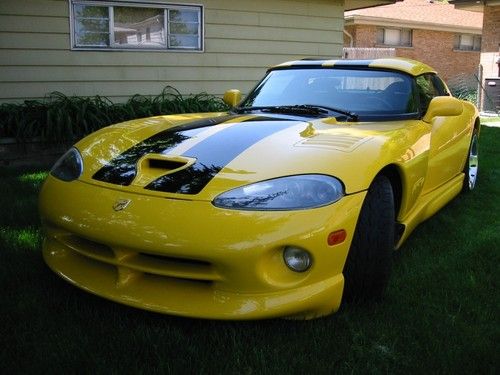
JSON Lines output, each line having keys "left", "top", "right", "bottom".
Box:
{"left": 468, "top": 133, "right": 479, "bottom": 190}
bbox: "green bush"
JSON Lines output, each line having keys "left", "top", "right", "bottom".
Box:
{"left": 447, "top": 76, "right": 478, "bottom": 105}
{"left": 450, "top": 87, "right": 478, "bottom": 104}
{"left": 0, "top": 87, "right": 229, "bottom": 142}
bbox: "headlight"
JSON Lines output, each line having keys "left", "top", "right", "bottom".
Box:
{"left": 212, "top": 174, "right": 344, "bottom": 210}
{"left": 50, "top": 147, "right": 83, "bottom": 182}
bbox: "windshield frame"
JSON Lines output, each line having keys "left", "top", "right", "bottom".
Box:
{"left": 237, "top": 66, "right": 420, "bottom": 122}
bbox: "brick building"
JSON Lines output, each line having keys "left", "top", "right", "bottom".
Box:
{"left": 451, "top": 0, "right": 499, "bottom": 79}
{"left": 451, "top": 0, "right": 500, "bottom": 112}
{"left": 344, "top": 0, "right": 483, "bottom": 82}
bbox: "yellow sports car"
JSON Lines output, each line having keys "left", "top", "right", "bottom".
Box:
{"left": 40, "top": 58, "right": 479, "bottom": 320}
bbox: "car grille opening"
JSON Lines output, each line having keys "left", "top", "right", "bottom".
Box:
{"left": 55, "top": 234, "right": 220, "bottom": 285}
{"left": 139, "top": 252, "right": 211, "bottom": 268}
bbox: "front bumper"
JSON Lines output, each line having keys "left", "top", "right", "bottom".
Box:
{"left": 40, "top": 176, "right": 365, "bottom": 319}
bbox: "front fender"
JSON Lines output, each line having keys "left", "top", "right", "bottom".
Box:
{"left": 331, "top": 121, "right": 431, "bottom": 220}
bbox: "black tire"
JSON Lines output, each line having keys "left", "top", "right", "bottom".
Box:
{"left": 462, "top": 128, "right": 479, "bottom": 192}
{"left": 343, "top": 175, "right": 395, "bottom": 302}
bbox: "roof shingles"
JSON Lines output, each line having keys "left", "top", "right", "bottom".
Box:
{"left": 345, "top": 0, "right": 482, "bottom": 30}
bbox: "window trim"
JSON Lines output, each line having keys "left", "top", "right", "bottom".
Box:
{"left": 69, "top": 0, "right": 204, "bottom": 52}
{"left": 167, "top": 6, "right": 202, "bottom": 50}
{"left": 376, "top": 27, "right": 413, "bottom": 48}
{"left": 453, "top": 34, "right": 481, "bottom": 52}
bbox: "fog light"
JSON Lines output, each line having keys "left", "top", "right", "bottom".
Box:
{"left": 283, "top": 246, "right": 312, "bottom": 272}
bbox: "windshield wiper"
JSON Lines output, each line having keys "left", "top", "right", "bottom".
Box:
{"left": 234, "top": 106, "right": 281, "bottom": 114}
{"left": 234, "top": 104, "right": 358, "bottom": 121}
{"left": 301, "top": 104, "right": 358, "bottom": 121}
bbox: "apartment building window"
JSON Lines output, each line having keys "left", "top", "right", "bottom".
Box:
{"left": 454, "top": 34, "right": 481, "bottom": 51}
{"left": 71, "top": 1, "right": 203, "bottom": 51}
{"left": 377, "top": 28, "right": 412, "bottom": 47}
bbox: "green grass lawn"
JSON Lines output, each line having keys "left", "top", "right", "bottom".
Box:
{"left": 1, "top": 126, "right": 498, "bottom": 374}
{"left": 481, "top": 116, "right": 500, "bottom": 124}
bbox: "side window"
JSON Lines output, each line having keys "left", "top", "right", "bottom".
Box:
{"left": 431, "top": 75, "right": 450, "bottom": 96}
{"left": 415, "top": 74, "right": 447, "bottom": 114}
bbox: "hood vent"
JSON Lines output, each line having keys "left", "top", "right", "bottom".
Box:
{"left": 296, "top": 134, "right": 372, "bottom": 152}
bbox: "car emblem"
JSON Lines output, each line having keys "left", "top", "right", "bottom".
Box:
{"left": 113, "top": 199, "right": 131, "bottom": 211}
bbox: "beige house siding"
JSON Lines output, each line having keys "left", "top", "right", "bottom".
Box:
{"left": 0, "top": 0, "right": 345, "bottom": 103}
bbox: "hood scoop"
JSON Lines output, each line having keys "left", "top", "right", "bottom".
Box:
{"left": 92, "top": 114, "right": 297, "bottom": 195}
{"left": 132, "top": 154, "right": 196, "bottom": 187}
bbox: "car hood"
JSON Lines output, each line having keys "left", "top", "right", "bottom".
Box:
{"left": 74, "top": 112, "right": 423, "bottom": 200}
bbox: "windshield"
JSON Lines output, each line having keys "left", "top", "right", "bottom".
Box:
{"left": 240, "top": 68, "right": 418, "bottom": 120}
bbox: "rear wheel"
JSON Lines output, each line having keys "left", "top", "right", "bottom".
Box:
{"left": 343, "top": 175, "right": 395, "bottom": 302}
{"left": 462, "top": 129, "right": 479, "bottom": 192}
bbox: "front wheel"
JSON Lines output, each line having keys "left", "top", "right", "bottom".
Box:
{"left": 462, "top": 129, "right": 479, "bottom": 192}
{"left": 342, "top": 175, "right": 395, "bottom": 302}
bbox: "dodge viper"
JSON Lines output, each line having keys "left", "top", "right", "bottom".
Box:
{"left": 40, "top": 58, "right": 479, "bottom": 320}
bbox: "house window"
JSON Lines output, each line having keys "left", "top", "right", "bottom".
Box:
{"left": 71, "top": 1, "right": 203, "bottom": 51}
{"left": 454, "top": 34, "right": 481, "bottom": 51}
{"left": 377, "top": 28, "right": 412, "bottom": 47}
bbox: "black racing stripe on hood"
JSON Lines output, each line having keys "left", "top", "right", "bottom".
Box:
{"left": 145, "top": 120, "right": 294, "bottom": 194}
{"left": 92, "top": 115, "right": 239, "bottom": 186}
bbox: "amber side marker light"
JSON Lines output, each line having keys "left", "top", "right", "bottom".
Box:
{"left": 328, "top": 230, "right": 347, "bottom": 246}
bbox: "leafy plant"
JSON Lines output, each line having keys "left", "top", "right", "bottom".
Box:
{"left": 447, "top": 74, "right": 479, "bottom": 104}
{"left": 450, "top": 87, "right": 478, "bottom": 104}
{"left": 0, "top": 87, "right": 229, "bottom": 142}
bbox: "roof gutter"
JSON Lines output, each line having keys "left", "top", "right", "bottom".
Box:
{"left": 344, "top": 28, "right": 354, "bottom": 48}
{"left": 344, "top": 15, "right": 482, "bottom": 34}
{"left": 345, "top": 0, "right": 402, "bottom": 12}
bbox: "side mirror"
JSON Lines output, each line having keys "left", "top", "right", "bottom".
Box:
{"left": 422, "top": 96, "right": 463, "bottom": 123}
{"left": 223, "top": 89, "right": 242, "bottom": 107}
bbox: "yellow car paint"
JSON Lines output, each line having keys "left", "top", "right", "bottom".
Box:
{"left": 40, "top": 58, "right": 480, "bottom": 319}
{"left": 41, "top": 174, "right": 365, "bottom": 320}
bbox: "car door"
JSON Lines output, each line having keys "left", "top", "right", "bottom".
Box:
{"left": 419, "top": 74, "right": 469, "bottom": 195}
